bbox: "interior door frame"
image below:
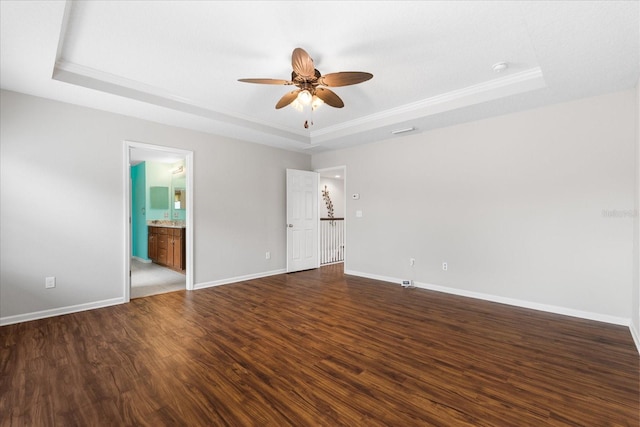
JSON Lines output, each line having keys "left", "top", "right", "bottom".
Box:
{"left": 123, "top": 140, "right": 194, "bottom": 302}
{"left": 315, "top": 165, "right": 347, "bottom": 266}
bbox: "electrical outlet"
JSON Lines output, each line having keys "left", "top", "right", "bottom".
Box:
{"left": 45, "top": 276, "right": 56, "bottom": 289}
{"left": 442, "top": 262, "right": 448, "bottom": 271}
{"left": 410, "top": 258, "right": 415, "bottom": 267}
{"left": 401, "top": 279, "right": 413, "bottom": 288}
{"left": 265, "top": 251, "right": 271, "bottom": 260}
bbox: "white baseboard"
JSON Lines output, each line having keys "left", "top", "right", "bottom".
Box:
{"left": 344, "top": 270, "right": 403, "bottom": 288}
{"left": 631, "top": 322, "right": 640, "bottom": 354}
{"left": 132, "top": 256, "right": 151, "bottom": 263}
{"left": 194, "top": 268, "right": 287, "bottom": 290}
{"left": 0, "top": 297, "right": 125, "bottom": 326}
{"left": 345, "top": 269, "right": 631, "bottom": 327}
{"left": 5, "top": 269, "right": 636, "bottom": 356}
{"left": 0, "top": 269, "right": 283, "bottom": 326}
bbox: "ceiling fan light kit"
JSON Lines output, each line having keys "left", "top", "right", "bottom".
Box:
{"left": 297, "top": 90, "right": 312, "bottom": 105}
{"left": 239, "top": 47, "right": 373, "bottom": 128}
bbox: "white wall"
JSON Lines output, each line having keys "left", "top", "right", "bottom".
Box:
{"left": 2, "top": 87, "right": 637, "bottom": 331}
{"left": 0, "top": 90, "right": 310, "bottom": 322}
{"left": 313, "top": 89, "right": 636, "bottom": 323}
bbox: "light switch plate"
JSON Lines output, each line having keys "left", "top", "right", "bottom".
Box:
{"left": 45, "top": 276, "right": 56, "bottom": 288}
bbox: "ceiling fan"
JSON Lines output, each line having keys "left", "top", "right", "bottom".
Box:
{"left": 239, "top": 48, "right": 373, "bottom": 128}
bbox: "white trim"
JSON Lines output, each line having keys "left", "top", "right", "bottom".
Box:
{"left": 194, "top": 269, "right": 287, "bottom": 290}
{"left": 310, "top": 67, "right": 546, "bottom": 144}
{"left": 631, "top": 322, "right": 640, "bottom": 354}
{"left": 123, "top": 142, "right": 132, "bottom": 302}
{"left": 184, "top": 150, "right": 195, "bottom": 291}
{"left": 132, "top": 256, "right": 152, "bottom": 264}
{"left": 413, "top": 281, "right": 630, "bottom": 326}
{"left": 344, "top": 269, "right": 403, "bottom": 288}
{"left": 345, "top": 269, "right": 631, "bottom": 327}
{"left": 52, "top": 48, "right": 543, "bottom": 148}
{"left": 0, "top": 297, "right": 124, "bottom": 327}
{"left": 124, "top": 140, "right": 195, "bottom": 300}
{"left": 1, "top": 269, "right": 286, "bottom": 326}
{"left": 53, "top": 59, "right": 307, "bottom": 143}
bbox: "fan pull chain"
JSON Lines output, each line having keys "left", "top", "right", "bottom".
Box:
{"left": 304, "top": 103, "right": 314, "bottom": 129}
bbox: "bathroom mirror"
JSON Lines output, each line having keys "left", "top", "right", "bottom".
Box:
{"left": 174, "top": 188, "right": 186, "bottom": 210}
{"left": 150, "top": 186, "right": 169, "bottom": 209}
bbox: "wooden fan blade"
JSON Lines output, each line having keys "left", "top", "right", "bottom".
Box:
{"left": 291, "top": 48, "right": 315, "bottom": 79}
{"left": 276, "top": 90, "right": 300, "bottom": 109}
{"left": 314, "top": 87, "right": 344, "bottom": 108}
{"left": 318, "top": 72, "right": 373, "bottom": 87}
{"left": 238, "top": 78, "right": 292, "bottom": 85}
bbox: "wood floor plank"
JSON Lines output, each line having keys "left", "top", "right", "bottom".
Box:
{"left": 1, "top": 264, "right": 638, "bottom": 426}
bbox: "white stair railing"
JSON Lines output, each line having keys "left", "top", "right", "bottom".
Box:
{"left": 320, "top": 218, "right": 344, "bottom": 265}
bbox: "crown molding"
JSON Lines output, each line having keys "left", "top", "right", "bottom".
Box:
{"left": 53, "top": 59, "right": 546, "bottom": 148}
{"left": 309, "top": 67, "right": 546, "bottom": 143}
{"left": 52, "top": 59, "right": 311, "bottom": 144}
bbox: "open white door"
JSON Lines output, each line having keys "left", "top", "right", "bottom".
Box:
{"left": 286, "top": 169, "right": 319, "bottom": 273}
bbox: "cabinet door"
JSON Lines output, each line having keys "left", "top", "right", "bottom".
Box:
{"left": 167, "top": 236, "right": 175, "bottom": 268}
{"left": 148, "top": 229, "right": 157, "bottom": 260}
{"left": 157, "top": 235, "right": 169, "bottom": 265}
{"left": 172, "top": 236, "right": 184, "bottom": 270}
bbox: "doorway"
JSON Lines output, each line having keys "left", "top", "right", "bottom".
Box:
{"left": 316, "top": 166, "right": 346, "bottom": 267}
{"left": 123, "top": 141, "right": 194, "bottom": 301}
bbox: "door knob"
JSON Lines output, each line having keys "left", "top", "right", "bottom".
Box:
{"left": 287, "top": 224, "right": 294, "bottom": 228}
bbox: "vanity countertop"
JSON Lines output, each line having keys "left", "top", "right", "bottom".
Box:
{"left": 147, "top": 220, "right": 186, "bottom": 228}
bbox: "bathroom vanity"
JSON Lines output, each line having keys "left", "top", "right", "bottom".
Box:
{"left": 148, "top": 225, "right": 185, "bottom": 272}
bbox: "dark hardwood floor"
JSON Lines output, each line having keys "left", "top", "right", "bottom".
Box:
{"left": 1, "top": 264, "right": 638, "bottom": 426}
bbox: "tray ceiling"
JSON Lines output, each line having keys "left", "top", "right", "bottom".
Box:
{"left": 1, "top": 1, "right": 638, "bottom": 153}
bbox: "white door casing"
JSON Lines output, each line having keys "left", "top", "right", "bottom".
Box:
{"left": 123, "top": 140, "right": 194, "bottom": 301}
{"left": 286, "top": 169, "right": 319, "bottom": 273}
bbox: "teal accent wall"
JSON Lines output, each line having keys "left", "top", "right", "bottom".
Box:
{"left": 131, "top": 162, "right": 148, "bottom": 259}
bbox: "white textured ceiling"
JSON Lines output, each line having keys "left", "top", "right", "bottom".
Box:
{"left": 1, "top": 1, "right": 638, "bottom": 153}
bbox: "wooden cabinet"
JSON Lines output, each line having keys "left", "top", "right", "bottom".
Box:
{"left": 148, "top": 231, "right": 158, "bottom": 260}
{"left": 171, "top": 228, "right": 184, "bottom": 270}
{"left": 148, "top": 226, "right": 185, "bottom": 272}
